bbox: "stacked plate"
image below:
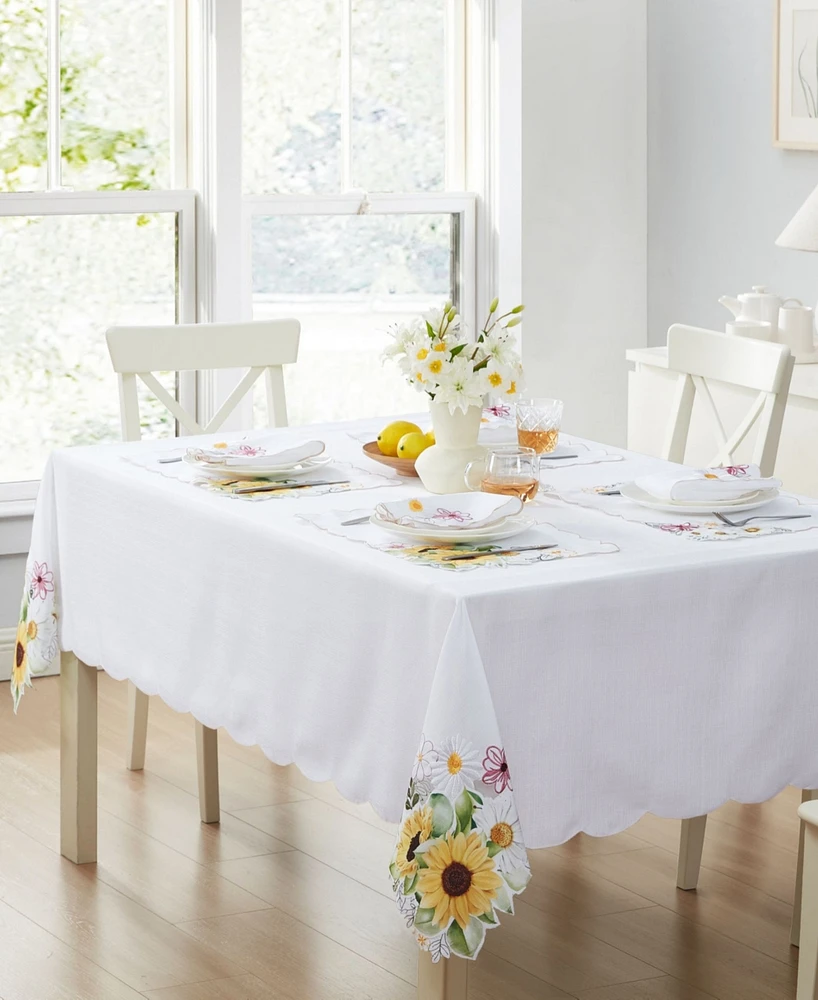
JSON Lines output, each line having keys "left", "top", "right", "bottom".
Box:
{"left": 620, "top": 467, "right": 781, "bottom": 514}
{"left": 184, "top": 438, "right": 331, "bottom": 480}
{"left": 371, "top": 493, "right": 534, "bottom": 543}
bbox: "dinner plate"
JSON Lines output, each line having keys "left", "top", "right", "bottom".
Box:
{"left": 370, "top": 514, "right": 535, "bottom": 544}
{"left": 619, "top": 482, "right": 780, "bottom": 514}
{"left": 183, "top": 454, "right": 333, "bottom": 479}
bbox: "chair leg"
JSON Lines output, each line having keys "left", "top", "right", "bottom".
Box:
{"left": 417, "top": 953, "right": 469, "bottom": 1000}
{"left": 797, "top": 819, "right": 818, "bottom": 998}
{"left": 60, "top": 652, "right": 98, "bottom": 864}
{"left": 677, "top": 815, "right": 707, "bottom": 890}
{"left": 793, "top": 790, "right": 818, "bottom": 947}
{"left": 126, "top": 681, "right": 149, "bottom": 771}
{"left": 195, "top": 721, "right": 220, "bottom": 823}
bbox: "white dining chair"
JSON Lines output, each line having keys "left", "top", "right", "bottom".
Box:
{"left": 796, "top": 800, "right": 818, "bottom": 998}
{"left": 660, "top": 326, "right": 803, "bottom": 923}
{"left": 106, "top": 319, "right": 300, "bottom": 824}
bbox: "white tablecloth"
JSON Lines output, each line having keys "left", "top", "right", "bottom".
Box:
{"left": 13, "top": 415, "right": 818, "bottom": 960}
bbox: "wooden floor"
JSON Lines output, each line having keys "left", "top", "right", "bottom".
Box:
{"left": 0, "top": 674, "right": 803, "bottom": 1000}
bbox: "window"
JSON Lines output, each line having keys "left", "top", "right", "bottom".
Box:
{"left": 0, "top": 0, "right": 194, "bottom": 497}
{"left": 1, "top": 0, "right": 487, "bottom": 496}
{"left": 242, "top": 0, "right": 474, "bottom": 425}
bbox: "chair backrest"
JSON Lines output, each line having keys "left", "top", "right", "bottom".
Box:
{"left": 662, "top": 324, "right": 794, "bottom": 477}
{"left": 106, "top": 319, "right": 300, "bottom": 441}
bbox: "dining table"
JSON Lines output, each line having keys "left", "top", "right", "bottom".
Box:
{"left": 12, "top": 409, "right": 818, "bottom": 1000}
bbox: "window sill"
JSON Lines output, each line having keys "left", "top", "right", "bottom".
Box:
{"left": 0, "top": 499, "right": 36, "bottom": 520}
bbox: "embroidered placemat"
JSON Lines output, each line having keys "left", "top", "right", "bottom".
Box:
{"left": 547, "top": 483, "right": 818, "bottom": 541}
{"left": 300, "top": 509, "right": 619, "bottom": 571}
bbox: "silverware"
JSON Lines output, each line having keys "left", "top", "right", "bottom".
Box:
{"left": 158, "top": 455, "right": 183, "bottom": 464}
{"left": 540, "top": 453, "right": 579, "bottom": 461}
{"left": 341, "top": 514, "right": 371, "bottom": 526}
{"left": 233, "top": 479, "right": 350, "bottom": 495}
{"left": 598, "top": 488, "right": 621, "bottom": 496}
{"left": 713, "top": 511, "right": 811, "bottom": 528}
{"left": 441, "top": 543, "right": 558, "bottom": 562}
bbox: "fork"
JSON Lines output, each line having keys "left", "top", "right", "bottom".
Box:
{"left": 713, "top": 511, "right": 811, "bottom": 528}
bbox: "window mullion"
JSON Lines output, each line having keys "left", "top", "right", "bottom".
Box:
{"left": 341, "top": 0, "right": 353, "bottom": 191}
{"left": 46, "top": 0, "right": 61, "bottom": 190}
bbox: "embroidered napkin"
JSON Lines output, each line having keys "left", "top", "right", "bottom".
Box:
{"left": 374, "top": 493, "right": 523, "bottom": 531}
{"left": 636, "top": 464, "right": 781, "bottom": 503}
{"left": 187, "top": 436, "right": 325, "bottom": 468}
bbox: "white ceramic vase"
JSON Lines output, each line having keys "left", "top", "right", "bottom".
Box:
{"left": 415, "top": 401, "right": 485, "bottom": 495}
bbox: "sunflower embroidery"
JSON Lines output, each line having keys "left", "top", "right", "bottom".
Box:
{"left": 11, "top": 618, "right": 32, "bottom": 710}
{"left": 395, "top": 805, "right": 433, "bottom": 879}
{"left": 417, "top": 831, "right": 503, "bottom": 930}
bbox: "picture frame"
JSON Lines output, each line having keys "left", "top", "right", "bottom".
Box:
{"left": 775, "top": 0, "right": 818, "bottom": 149}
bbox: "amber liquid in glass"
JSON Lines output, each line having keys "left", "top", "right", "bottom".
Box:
{"left": 480, "top": 477, "right": 540, "bottom": 502}
{"left": 517, "top": 428, "right": 559, "bottom": 454}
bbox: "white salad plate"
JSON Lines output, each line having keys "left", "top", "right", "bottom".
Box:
{"left": 183, "top": 454, "right": 333, "bottom": 479}
{"left": 370, "top": 514, "right": 535, "bottom": 544}
{"left": 619, "top": 482, "right": 780, "bottom": 514}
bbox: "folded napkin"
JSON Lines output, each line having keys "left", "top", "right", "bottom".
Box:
{"left": 374, "top": 492, "right": 523, "bottom": 530}
{"left": 636, "top": 464, "right": 781, "bottom": 503}
{"left": 187, "top": 437, "right": 325, "bottom": 468}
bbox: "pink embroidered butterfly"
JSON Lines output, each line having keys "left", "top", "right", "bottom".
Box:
{"left": 435, "top": 509, "right": 472, "bottom": 523}
{"left": 485, "top": 403, "right": 512, "bottom": 419}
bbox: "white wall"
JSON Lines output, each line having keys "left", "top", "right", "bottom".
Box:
{"left": 648, "top": 0, "right": 818, "bottom": 344}
{"left": 521, "top": 0, "right": 648, "bottom": 446}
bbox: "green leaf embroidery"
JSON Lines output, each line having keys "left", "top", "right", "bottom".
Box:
{"left": 503, "top": 866, "right": 531, "bottom": 893}
{"left": 454, "top": 788, "right": 474, "bottom": 835}
{"left": 429, "top": 792, "right": 455, "bottom": 838}
{"left": 447, "top": 915, "right": 486, "bottom": 958}
{"left": 403, "top": 873, "right": 418, "bottom": 896}
{"left": 486, "top": 840, "right": 502, "bottom": 858}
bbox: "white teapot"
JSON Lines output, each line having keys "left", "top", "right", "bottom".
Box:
{"left": 719, "top": 286, "right": 783, "bottom": 337}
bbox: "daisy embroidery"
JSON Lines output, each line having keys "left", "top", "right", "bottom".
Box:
{"left": 413, "top": 736, "right": 435, "bottom": 781}
{"left": 482, "top": 745, "right": 512, "bottom": 793}
{"left": 474, "top": 792, "right": 528, "bottom": 873}
{"left": 429, "top": 735, "right": 481, "bottom": 799}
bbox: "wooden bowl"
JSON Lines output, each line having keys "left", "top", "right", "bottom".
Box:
{"left": 362, "top": 441, "right": 420, "bottom": 478}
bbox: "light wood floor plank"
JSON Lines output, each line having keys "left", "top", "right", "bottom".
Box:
{"left": 574, "top": 905, "right": 797, "bottom": 1000}
{"left": 576, "top": 846, "right": 796, "bottom": 963}
{"left": 176, "top": 908, "right": 416, "bottom": 1000}
{"left": 232, "top": 799, "right": 396, "bottom": 898}
{"left": 0, "top": 818, "right": 245, "bottom": 991}
{"left": 575, "top": 976, "right": 718, "bottom": 999}
{"left": 0, "top": 897, "right": 145, "bottom": 1000}
{"left": 141, "top": 974, "right": 274, "bottom": 1000}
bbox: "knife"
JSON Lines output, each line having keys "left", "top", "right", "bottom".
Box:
{"left": 233, "top": 479, "right": 350, "bottom": 495}
{"left": 539, "top": 453, "right": 579, "bottom": 461}
{"left": 441, "top": 543, "right": 558, "bottom": 562}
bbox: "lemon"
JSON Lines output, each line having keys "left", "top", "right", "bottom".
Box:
{"left": 424, "top": 429, "right": 435, "bottom": 446}
{"left": 377, "top": 420, "right": 422, "bottom": 456}
{"left": 397, "top": 432, "right": 430, "bottom": 460}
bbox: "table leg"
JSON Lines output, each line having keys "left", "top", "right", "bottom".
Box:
{"left": 126, "top": 681, "right": 149, "bottom": 771}
{"left": 195, "top": 721, "right": 220, "bottom": 824}
{"left": 60, "top": 652, "right": 98, "bottom": 864}
{"left": 792, "top": 790, "right": 818, "bottom": 947}
{"left": 677, "top": 815, "right": 707, "bottom": 890}
{"left": 417, "top": 953, "right": 469, "bottom": 1000}
{"left": 796, "top": 818, "right": 818, "bottom": 997}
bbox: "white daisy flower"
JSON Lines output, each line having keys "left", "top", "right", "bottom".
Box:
{"left": 413, "top": 737, "right": 435, "bottom": 781}
{"left": 429, "top": 735, "right": 481, "bottom": 799}
{"left": 473, "top": 791, "right": 527, "bottom": 872}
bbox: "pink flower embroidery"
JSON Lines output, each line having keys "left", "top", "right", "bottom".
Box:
{"left": 486, "top": 403, "right": 512, "bottom": 419}
{"left": 723, "top": 465, "right": 750, "bottom": 477}
{"left": 435, "top": 509, "right": 472, "bottom": 523}
{"left": 234, "top": 444, "right": 265, "bottom": 456}
{"left": 658, "top": 522, "right": 697, "bottom": 534}
{"left": 30, "top": 562, "right": 54, "bottom": 601}
{"left": 482, "top": 745, "right": 512, "bottom": 793}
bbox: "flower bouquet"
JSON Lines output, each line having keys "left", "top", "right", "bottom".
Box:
{"left": 382, "top": 299, "right": 525, "bottom": 414}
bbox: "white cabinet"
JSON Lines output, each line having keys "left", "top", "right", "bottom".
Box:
{"left": 627, "top": 346, "right": 818, "bottom": 496}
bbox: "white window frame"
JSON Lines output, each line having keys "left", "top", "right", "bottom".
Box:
{"left": 0, "top": 190, "right": 197, "bottom": 504}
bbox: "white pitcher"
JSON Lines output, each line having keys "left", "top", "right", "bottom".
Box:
{"left": 778, "top": 300, "right": 815, "bottom": 361}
